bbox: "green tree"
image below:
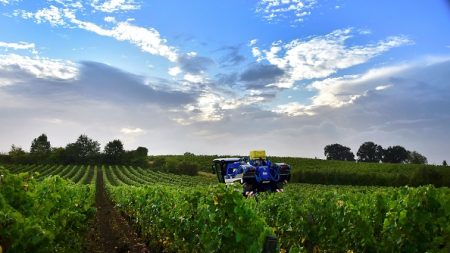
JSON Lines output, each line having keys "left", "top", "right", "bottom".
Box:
{"left": 324, "top": 144, "right": 355, "bottom": 161}
{"left": 125, "top": 146, "right": 149, "bottom": 167}
{"left": 30, "top": 134, "right": 51, "bottom": 155}
{"left": 407, "top": 151, "right": 428, "bottom": 164}
{"left": 104, "top": 140, "right": 125, "bottom": 164}
{"left": 30, "top": 134, "right": 51, "bottom": 163}
{"left": 8, "top": 145, "right": 27, "bottom": 163}
{"left": 64, "top": 135, "right": 100, "bottom": 164}
{"left": 48, "top": 147, "right": 65, "bottom": 164}
{"left": 357, "top": 141, "right": 383, "bottom": 163}
{"left": 135, "top": 147, "right": 148, "bottom": 157}
{"left": 382, "top": 146, "right": 408, "bottom": 163}
{"left": 443, "top": 160, "right": 448, "bottom": 166}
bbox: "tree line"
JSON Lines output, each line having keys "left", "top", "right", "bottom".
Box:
{"left": 0, "top": 134, "right": 148, "bottom": 166}
{"left": 324, "top": 141, "right": 437, "bottom": 165}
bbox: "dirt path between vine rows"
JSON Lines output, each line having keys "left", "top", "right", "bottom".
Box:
{"left": 84, "top": 168, "right": 150, "bottom": 253}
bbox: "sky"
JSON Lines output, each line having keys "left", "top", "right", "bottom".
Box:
{"left": 0, "top": 0, "right": 449, "bottom": 163}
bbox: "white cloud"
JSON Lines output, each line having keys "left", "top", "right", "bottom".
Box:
{"left": 91, "top": 0, "right": 140, "bottom": 13}
{"left": 63, "top": 10, "right": 179, "bottom": 62}
{"left": 175, "top": 88, "right": 267, "bottom": 125}
{"left": 273, "top": 64, "right": 410, "bottom": 117}
{"left": 0, "top": 41, "right": 35, "bottom": 50}
{"left": 0, "top": 53, "right": 78, "bottom": 81}
{"left": 273, "top": 102, "right": 315, "bottom": 116}
{"left": 120, "top": 127, "right": 144, "bottom": 134}
{"left": 306, "top": 64, "right": 409, "bottom": 108}
{"left": 254, "top": 28, "right": 412, "bottom": 88}
{"left": 256, "top": 0, "right": 317, "bottom": 23}
{"left": 47, "top": 0, "right": 83, "bottom": 9}
{"left": 375, "top": 84, "right": 392, "bottom": 91}
{"left": 0, "top": 0, "right": 19, "bottom": 5}
{"left": 183, "top": 73, "right": 206, "bottom": 83}
{"left": 168, "top": 66, "right": 182, "bottom": 76}
{"left": 16, "top": 5, "right": 66, "bottom": 26}
{"left": 251, "top": 47, "right": 262, "bottom": 59}
{"left": 249, "top": 39, "right": 258, "bottom": 46}
{"left": 104, "top": 16, "right": 116, "bottom": 23}
{"left": 187, "top": 51, "right": 197, "bottom": 57}
{"left": 14, "top": 6, "right": 178, "bottom": 62}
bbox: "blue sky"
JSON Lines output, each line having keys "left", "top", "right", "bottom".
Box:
{"left": 0, "top": 0, "right": 449, "bottom": 163}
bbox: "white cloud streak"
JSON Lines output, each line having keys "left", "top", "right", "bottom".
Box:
{"left": 91, "top": 0, "right": 140, "bottom": 13}
{"left": 64, "top": 9, "right": 178, "bottom": 62}
{"left": 0, "top": 53, "right": 78, "bottom": 81}
{"left": 120, "top": 127, "right": 144, "bottom": 134}
{"left": 0, "top": 41, "right": 35, "bottom": 50}
{"left": 15, "top": 5, "right": 66, "bottom": 26}
{"left": 253, "top": 28, "right": 412, "bottom": 88}
{"left": 273, "top": 63, "right": 412, "bottom": 116}
{"left": 256, "top": 0, "right": 317, "bottom": 23}
{"left": 168, "top": 66, "right": 182, "bottom": 76}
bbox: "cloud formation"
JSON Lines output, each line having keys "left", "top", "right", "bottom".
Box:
{"left": 91, "top": 0, "right": 140, "bottom": 13}
{"left": 252, "top": 29, "right": 412, "bottom": 88}
{"left": 0, "top": 41, "right": 35, "bottom": 50}
{"left": 1, "top": 53, "right": 449, "bottom": 163}
{"left": 0, "top": 53, "right": 78, "bottom": 81}
{"left": 256, "top": 0, "right": 317, "bottom": 24}
{"left": 15, "top": 5, "right": 66, "bottom": 26}
{"left": 253, "top": 29, "right": 412, "bottom": 88}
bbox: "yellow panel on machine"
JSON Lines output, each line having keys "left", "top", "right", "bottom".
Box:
{"left": 249, "top": 150, "right": 266, "bottom": 160}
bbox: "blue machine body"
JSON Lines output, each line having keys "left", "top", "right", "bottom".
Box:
{"left": 213, "top": 155, "right": 291, "bottom": 194}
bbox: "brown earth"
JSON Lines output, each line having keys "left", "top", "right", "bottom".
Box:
{"left": 84, "top": 168, "right": 150, "bottom": 253}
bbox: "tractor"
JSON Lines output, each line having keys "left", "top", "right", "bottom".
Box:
{"left": 212, "top": 150, "right": 291, "bottom": 195}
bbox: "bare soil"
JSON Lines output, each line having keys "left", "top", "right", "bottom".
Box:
{"left": 84, "top": 168, "right": 150, "bottom": 253}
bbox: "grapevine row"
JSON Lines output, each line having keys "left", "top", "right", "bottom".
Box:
{"left": 0, "top": 168, "right": 95, "bottom": 252}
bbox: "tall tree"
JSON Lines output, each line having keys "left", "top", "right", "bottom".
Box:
{"left": 30, "top": 134, "right": 51, "bottom": 155}
{"left": 382, "top": 146, "right": 408, "bottom": 163}
{"left": 128, "top": 146, "right": 148, "bottom": 167}
{"left": 324, "top": 144, "right": 355, "bottom": 161}
{"left": 407, "top": 151, "right": 428, "bottom": 164}
{"left": 357, "top": 141, "right": 383, "bottom": 163}
{"left": 64, "top": 135, "right": 100, "bottom": 164}
{"left": 104, "top": 140, "right": 125, "bottom": 164}
{"left": 443, "top": 160, "right": 447, "bottom": 166}
{"left": 8, "top": 145, "right": 27, "bottom": 163}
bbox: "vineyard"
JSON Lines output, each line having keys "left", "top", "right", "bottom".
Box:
{"left": 0, "top": 168, "right": 94, "bottom": 252}
{"left": 152, "top": 155, "right": 450, "bottom": 187}
{"left": 1, "top": 164, "right": 450, "bottom": 252}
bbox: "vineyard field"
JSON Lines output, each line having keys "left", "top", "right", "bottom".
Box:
{"left": 0, "top": 168, "right": 95, "bottom": 252}
{"left": 151, "top": 155, "right": 450, "bottom": 187}
{"left": 2, "top": 164, "right": 450, "bottom": 252}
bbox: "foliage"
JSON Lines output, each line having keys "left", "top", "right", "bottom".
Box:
{"left": 382, "top": 145, "right": 408, "bottom": 163}
{"left": 357, "top": 141, "right": 383, "bottom": 163}
{"left": 324, "top": 144, "right": 355, "bottom": 161}
{"left": 64, "top": 135, "right": 101, "bottom": 164}
{"left": 8, "top": 145, "right": 28, "bottom": 164}
{"left": 5, "top": 164, "right": 450, "bottom": 252}
{"left": 0, "top": 169, "right": 95, "bottom": 252}
{"left": 407, "top": 150, "right": 428, "bottom": 164}
{"left": 123, "top": 147, "right": 149, "bottom": 167}
{"left": 444, "top": 160, "right": 448, "bottom": 166}
{"left": 272, "top": 156, "right": 450, "bottom": 187}
{"left": 30, "top": 134, "right": 51, "bottom": 156}
{"left": 256, "top": 184, "right": 450, "bottom": 252}
{"left": 108, "top": 184, "right": 273, "bottom": 253}
{"left": 104, "top": 140, "right": 125, "bottom": 164}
